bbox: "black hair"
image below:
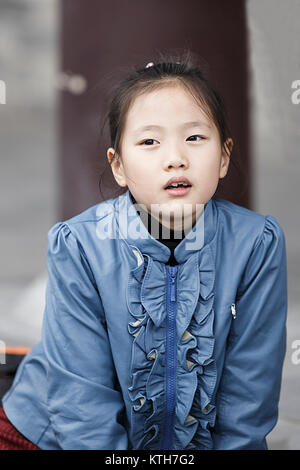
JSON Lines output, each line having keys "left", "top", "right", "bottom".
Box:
{"left": 98, "top": 49, "right": 247, "bottom": 201}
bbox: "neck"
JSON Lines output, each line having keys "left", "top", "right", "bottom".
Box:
{"left": 129, "top": 191, "right": 199, "bottom": 241}
{"left": 129, "top": 192, "right": 184, "bottom": 239}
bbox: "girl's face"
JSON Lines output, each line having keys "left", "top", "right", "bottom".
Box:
{"left": 107, "top": 84, "right": 232, "bottom": 230}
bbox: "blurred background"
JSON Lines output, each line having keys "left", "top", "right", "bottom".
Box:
{"left": 0, "top": 0, "right": 299, "bottom": 449}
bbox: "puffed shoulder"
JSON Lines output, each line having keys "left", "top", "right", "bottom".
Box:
{"left": 261, "top": 214, "right": 285, "bottom": 245}
{"left": 237, "top": 214, "right": 287, "bottom": 297}
{"left": 250, "top": 214, "right": 286, "bottom": 261}
{"left": 47, "top": 222, "right": 73, "bottom": 253}
{"left": 46, "top": 221, "right": 98, "bottom": 290}
{"left": 256, "top": 215, "right": 286, "bottom": 266}
{"left": 46, "top": 222, "right": 82, "bottom": 267}
{"left": 47, "top": 221, "right": 87, "bottom": 261}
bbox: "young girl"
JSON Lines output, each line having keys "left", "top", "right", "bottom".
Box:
{"left": 0, "top": 53, "right": 287, "bottom": 450}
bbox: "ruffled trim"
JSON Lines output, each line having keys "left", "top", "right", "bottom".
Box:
{"left": 174, "top": 243, "right": 217, "bottom": 450}
{"left": 126, "top": 243, "right": 217, "bottom": 450}
{"left": 126, "top": 248, "right": 167, "bottom": 449}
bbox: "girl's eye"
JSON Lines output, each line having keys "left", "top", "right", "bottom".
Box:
{"left": 187, "top": 135, "right": 204, "bottom": 141}
{"left": 140, "top": 135, "right": 205, "bottom": 145}
{"left": 140, "top": 139, "right": 158, "bottom": 145}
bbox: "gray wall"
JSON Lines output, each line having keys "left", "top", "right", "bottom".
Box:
{"left": 247, "top": 0, "right": 300, "bottom": 449}
{"left": 0, "top": 0, "right": 58, "bottom": 345}
{"left": 248, "top": 0, "right": 300, "bottom": 307}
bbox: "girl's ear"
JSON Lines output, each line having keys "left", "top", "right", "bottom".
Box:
{"left": 107, "top": 147, "right": 127, "bottom": 187}
{"left": 219, "top": 138, "right": 234, "bottom": 179}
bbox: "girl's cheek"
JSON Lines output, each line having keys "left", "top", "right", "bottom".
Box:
{"left": 197, "top": 169, "right": 220, "bottom": 195}
{"left": 197, "top": 157, "right": 220, "bottom": 177}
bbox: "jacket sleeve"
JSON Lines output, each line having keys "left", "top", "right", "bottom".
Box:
{"left": 42, "top": 222, "right": 128, "bottom": 450}
{"left": 212, "top": 215, "right": 288, "bottom": 450}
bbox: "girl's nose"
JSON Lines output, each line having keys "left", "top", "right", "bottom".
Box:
{"left": 163, "top": 150, "right": 189, "bottom": 170}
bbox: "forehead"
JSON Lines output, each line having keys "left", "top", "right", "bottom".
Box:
{"left": 124, "top": 84, "right": 213, "bottom": 133}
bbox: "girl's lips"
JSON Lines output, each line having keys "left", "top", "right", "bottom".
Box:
{"left": 165, "top": 186, "right": 191, "bottom": 196}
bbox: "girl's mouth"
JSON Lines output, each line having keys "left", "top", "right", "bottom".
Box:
{"left": 165, "top": 183, "right": 191, "bottom": 196}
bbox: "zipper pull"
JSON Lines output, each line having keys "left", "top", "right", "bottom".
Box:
{"left": 170, "top": 266, "right": 177, "bottom": 302}
{"left": 231, "top": 303, "right": 236, "bottom": 319}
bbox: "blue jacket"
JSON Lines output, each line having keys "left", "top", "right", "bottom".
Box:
{"left": 2, "top": 190, "right": 287, "bottom": 450}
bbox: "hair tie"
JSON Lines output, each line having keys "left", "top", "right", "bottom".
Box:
{"left": 145, "top": 61, "right": 181, "bottom": 70}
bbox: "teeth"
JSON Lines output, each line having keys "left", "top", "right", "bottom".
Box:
{"left": 170, "top": 182, "right": 189, "bottom": 187}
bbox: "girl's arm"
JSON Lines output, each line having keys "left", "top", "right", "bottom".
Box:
{"left": 42, "top": 222, "right": 128, "bottom": 450}
{"left": 212, "top": 215, "right": 288, "bottom": 450}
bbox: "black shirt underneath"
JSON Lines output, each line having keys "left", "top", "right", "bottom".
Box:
{"left": 129, "top": 192, "right": 186, "bottom": 266}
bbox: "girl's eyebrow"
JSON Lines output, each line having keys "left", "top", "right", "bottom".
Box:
{"left": 133, "top": 121, "right": 211, "bottom": 135}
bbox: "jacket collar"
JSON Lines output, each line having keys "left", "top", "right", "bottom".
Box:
{"left": 115, "top": 189, "right": 218, "bottom": 264}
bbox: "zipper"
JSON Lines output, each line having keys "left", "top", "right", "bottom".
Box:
{"left": 161, "top": 265, "right": 178, "bottom": 450}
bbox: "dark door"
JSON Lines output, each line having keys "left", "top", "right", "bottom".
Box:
{"left": 59, "top": 0, "right": 250, "bottom": 220}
